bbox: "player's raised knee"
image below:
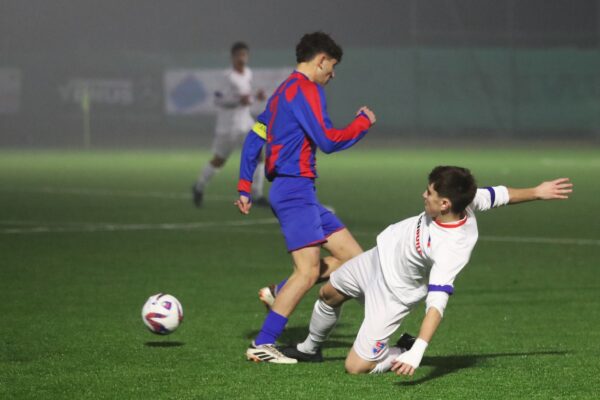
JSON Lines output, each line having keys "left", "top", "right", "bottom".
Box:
{"left": 344, "top": 361, "right": 362, "bottom": 375}
{"left": 344, "top": 348, "right": 374, "bottom": 374}
{"left": 319, "top": 282, "right": 337, "bottom": 307}
{"left": 318, "top": 285, "right": 328, "bottom": 301}
{"left": 318, "top": 283, "right": 345, "bottom": 307}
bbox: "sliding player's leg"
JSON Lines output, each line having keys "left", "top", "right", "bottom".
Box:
{"left": 345, "top": 338, "right": 407, "bottom": 374}
{"left": 282, "top": 282, "right": 349, "bottom": 361}
{"left": 345, "top": 331, "right": 407, "bottom": 374}
{"left": 344, "top": 257, "right": 414, "bottom": 374}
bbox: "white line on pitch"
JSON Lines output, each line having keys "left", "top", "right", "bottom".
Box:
{"left": 0, "top": 218, "right": 278, "bottom": 234}
{"left": 0, "top": 197, "right": 597, "bottom": 248}
{"left": 4, "top": 220, "right": 596, "bottom": 247}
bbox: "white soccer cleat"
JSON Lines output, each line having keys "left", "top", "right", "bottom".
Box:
{"left": 246, "top": 341, "right": 298, "bottom": 364}
{"left": 258, "top": 285, "right": 276, "bottom": 310}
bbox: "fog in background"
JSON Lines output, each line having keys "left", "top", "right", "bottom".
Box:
{"left": 1, "top": 0, "right": 599, "bottom": 148}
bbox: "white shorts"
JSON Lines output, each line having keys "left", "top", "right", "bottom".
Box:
{"left": 330, "top": 247, "right": 414, "bottom": 362}
{"left": 211, "top": 131, "right": 247, "bottom": 159}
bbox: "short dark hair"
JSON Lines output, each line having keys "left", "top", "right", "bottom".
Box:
{"left": 428, "top": 166, "right": 477, "bottom": 214}
{"left": 231, "top": 41, "right": 249, "bottom": 54}
{"left": 296, "top": 32, "right": 343, "bottom": 64}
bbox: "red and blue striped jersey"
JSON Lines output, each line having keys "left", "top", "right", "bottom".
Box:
{"left": 237, "top": 71, "right": 372, "bottom": 196}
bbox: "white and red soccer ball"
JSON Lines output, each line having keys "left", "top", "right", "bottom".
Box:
{"left": 141, "top": 293, "right": 183, "bottom": 335}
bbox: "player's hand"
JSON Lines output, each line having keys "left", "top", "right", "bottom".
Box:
{"left": 391, "top": 359, "right": 416, "bottom": 377}
{"left": 240, "top": 95, "right": 251, "bottom": 106}
{"left": 391, "top": 344, "right": 425, "bottom": 377}
{"left": 234, "top": 195, "right": 252, "bottom": 215}
{"left": 256, "top": 89, "right": 266, "bottom": 102}
{"left": 357, "top": 106, "right": 376, "bottom": 125}
{"left": 534, "top": 178, "right": 573, "bottom": 200}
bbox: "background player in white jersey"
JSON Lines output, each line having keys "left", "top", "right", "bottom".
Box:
{"left": 193, "top": 42, "right": 267, "bottom": 207}
{"left": 282, "top": 166, "right": 573, "bottom": 375}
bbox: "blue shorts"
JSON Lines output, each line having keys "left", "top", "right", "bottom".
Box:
{"left": 269, "top": 177, "right": 345, "bottom": 252}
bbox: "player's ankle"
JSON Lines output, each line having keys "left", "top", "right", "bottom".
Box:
{"left": 297, "top": 339, "right": 320, "bottom": 355}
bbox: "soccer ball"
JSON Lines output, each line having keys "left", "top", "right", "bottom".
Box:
{"left": 141, "top": 293, "right": 183, "bottom": 335}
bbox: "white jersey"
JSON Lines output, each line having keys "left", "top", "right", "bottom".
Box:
{"left": 214, "top": 67, "right": 255, "bottom": 135}
{"left": 376, "top": 186, "right": 510, "bottom": 305}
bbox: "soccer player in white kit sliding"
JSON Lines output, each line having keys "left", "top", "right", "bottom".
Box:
{"left": 282, "top": 166, "right": 573, "bottom": 375}
{"left": 193, "top": 42, "right": 267, "bottom": 207}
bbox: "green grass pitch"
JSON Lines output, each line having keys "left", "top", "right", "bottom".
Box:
{"left": 1, "top": 148, "right": 599, "bottom": 399}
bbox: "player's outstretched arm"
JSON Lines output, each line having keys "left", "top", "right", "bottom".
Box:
{"left": 508, "top": 178, "right": 573, "bottom": 205}
{"left": 391, "top": 307, "right": 442, "bottom": 377}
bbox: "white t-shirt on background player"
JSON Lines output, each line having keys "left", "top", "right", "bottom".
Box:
{"left": 214, "top": 67, "right": 255, "bottom": 136}
{"left": 211, "top": 67, "right": 256, "bottom": 159}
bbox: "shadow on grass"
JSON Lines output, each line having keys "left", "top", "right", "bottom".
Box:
{"left": 396, "top": 350, "right": 568, "bottom": 386}
{"left": 144, "top": 341, "right": 185, "bottom": 348}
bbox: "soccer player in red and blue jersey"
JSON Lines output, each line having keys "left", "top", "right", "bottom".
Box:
{"left": 235, "top": 32, "right": 377, "bottom": 363}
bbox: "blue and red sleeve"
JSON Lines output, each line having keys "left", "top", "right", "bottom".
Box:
{"left": 237, "top": 121, "right": 267, "bottom": 198}
{"left": 290, "top": 82, "right": 371, "bottom": 154}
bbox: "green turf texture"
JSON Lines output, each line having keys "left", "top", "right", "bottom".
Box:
{"left": 1, "top": 148, "right": 599, "bottom": 399}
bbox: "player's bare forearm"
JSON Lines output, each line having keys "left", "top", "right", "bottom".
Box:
{"left": 508, "top": 178, "right": 573, "bottom": 204}
{"left": 417, "top": 307, "right": 442, "bottom": 343}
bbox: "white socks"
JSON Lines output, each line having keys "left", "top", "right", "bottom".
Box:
{"left": 370, "top": 346, "right": 405, "bottom": 374}
{"left": 296, "top": 300, "right": 341, "bottom": 355}
{"left": 251, "top": 162, "right": 265, "bottom": 199}
{"left": 196, "top": 163, "right": 221, "bottom": 191}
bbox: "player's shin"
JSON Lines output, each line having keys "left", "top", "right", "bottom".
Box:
{"left": 254, "top": 310, "right": 288, "bottom": 345}
{"left": 297, "top": 299, "right": 341, "bottom": 355}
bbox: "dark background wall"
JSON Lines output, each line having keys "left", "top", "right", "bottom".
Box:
{"left": 3, "top": 0, "right": 599, "bottom": 51}
{"left": 1, "top": 0, "right": 599, "bottom": 148}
